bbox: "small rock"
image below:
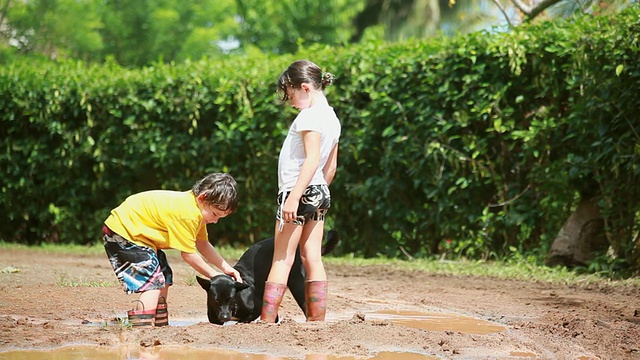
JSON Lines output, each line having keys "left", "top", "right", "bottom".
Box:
{"left": 350, "top": 312, "right": 366, "bottom": 323}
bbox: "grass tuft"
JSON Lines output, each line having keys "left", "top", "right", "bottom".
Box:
{"left": 55, "top": 272, "right": 117, "bottom": 288}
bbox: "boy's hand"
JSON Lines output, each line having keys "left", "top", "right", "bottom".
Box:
{"left": 224, "top": 266, "right": 243, "bottom": 284}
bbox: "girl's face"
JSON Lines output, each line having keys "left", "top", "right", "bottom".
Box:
{"left": 287, "top": 83, "right": 315, "bottom": 110}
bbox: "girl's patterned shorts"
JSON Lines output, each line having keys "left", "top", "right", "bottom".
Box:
{"left": 102, "top": 225, "right": 173, "bottom": 294}
{"left": 276, "top": 184, "right": 331, "bottom": 226}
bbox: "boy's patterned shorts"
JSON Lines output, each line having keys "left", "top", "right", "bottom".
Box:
{"left": 102, "top": 225, "right": 173, "bottom": 294}
{"left": 276, "top": 184, "right": 331, "bottom": 226}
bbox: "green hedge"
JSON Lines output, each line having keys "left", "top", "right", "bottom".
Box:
{"left": 1, "top": 8, "right": 638, "bottom": 270}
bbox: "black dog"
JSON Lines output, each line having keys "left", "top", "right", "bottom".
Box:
{"left": 197, "top": 230, "right": 338, "bottom": 325}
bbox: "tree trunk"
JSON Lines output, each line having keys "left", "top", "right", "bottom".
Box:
{"left": 545, "top": 196, "right": 608, "bottom": 267}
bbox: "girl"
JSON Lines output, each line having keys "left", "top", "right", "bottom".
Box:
{"left": 260, "top": 60, "right": 341, "bottom": 322}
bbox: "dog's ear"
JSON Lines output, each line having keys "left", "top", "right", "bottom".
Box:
{"left": 196, "top": 276, "right": 211, "bottom": 290}
{"left": 234, "top": 281, "right": 250, "bottom": 291}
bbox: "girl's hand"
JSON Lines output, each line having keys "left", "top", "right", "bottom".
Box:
{"left": 282, "top": 196, "right": 300, "bottom": 222}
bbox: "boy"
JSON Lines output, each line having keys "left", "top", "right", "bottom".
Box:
{"left": 103, "top": 172, "right": 242, "bottom": 327}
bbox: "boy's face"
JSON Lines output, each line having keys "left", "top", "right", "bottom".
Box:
{"left": 201, "top": 204, "right": 231, "bottom": 224}
{"left": 197, "top": 194, "right": 232, "bottom": 224}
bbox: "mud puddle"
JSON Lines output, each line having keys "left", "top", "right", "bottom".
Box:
{"left": 88, "top": 309, "right": 506, "bottom": 336}
{"left": 0, "top": 346, "right": 438, "bottom": 360}
{"left": 364, "top": 310, "right": 505, "bottom": 334}
{"left": 0, "top": 309, "right": 507, "bottom": 359}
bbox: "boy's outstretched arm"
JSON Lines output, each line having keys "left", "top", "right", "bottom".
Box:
{"left": 181, "top": 251, "right": 218, "bottom": 279}
{"left": 193, "top": 239, "right": 243, "bottom": 283}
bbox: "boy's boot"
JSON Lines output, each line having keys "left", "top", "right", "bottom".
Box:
{"left": 154, "top": 296, "right": 169, "bottom": 327}
{"left": 305, "top": 280, "right": 328, "bottom": 321}
{"left": 260, "top": 282, "right": 287, "bottom": 323}
{"left": 127, "top": 300, "right": 156, "bottom": 327}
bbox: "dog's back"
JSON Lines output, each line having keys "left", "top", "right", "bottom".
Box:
{"left": 233, "top": 237, "right": 276, "bottom": 289}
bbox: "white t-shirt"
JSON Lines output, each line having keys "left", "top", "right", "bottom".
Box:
{"left": 277, "top": 96, "right": 341, "bottom": 193}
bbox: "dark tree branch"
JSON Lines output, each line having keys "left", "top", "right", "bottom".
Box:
{"left": 511, "top": 0, "right": 565, "bottom": 20}
{"left": 0, "top": 0, "right": 11, "bottom": 32}
{"left": 492, "top": 0, "right": 515, "bottom": 27}
{"left": 350, "top": 0, "right": 384, "bottom": 43}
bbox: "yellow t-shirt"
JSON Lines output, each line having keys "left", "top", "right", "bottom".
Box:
{"left": 104, "top": 190, "right": 207, "bottom": 253}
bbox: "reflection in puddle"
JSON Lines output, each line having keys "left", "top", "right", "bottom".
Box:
{"left": 366, "top": 310, "right": 505, "bottom": 335}
{"left": 510, "top": 351, "right": 537, "bottom": 358}
{"left": 0, "top": 346, "right": 438, "bottom": 360}
{"left": 167, "top": 311, "right": 505, "bottom": 336}
{"left": 370, "top": 352, "right": 438, "bottom": 360}
{"left": 83, "top": 317, "right": 213, "bottom": 328}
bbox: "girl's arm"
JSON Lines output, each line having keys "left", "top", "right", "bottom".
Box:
{"left": 322, "top": 143, "right": 339, "bottom": 185}
{"left": 282, "top": 131, "right": 321, "bottom": 221}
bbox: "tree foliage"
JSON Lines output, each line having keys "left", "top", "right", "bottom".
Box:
{"left": 2, "top": 0, "right": 103, "bottom": 60}
{"left": 236, "top": 0, "right": 362, "bottom": 54}
{"left": 99, "top": 0, "right": 240, "bottom": 66}
{"left": 0, "top": 0, "right": 636, "bottom": 66}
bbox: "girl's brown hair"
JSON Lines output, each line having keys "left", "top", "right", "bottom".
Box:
{"left": 277, "top": 60, "right": 334, "bottom": 102}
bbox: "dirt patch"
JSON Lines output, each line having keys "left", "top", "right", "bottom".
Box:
{"left": 0, "top": 248, "right": 638, "bottom": 359}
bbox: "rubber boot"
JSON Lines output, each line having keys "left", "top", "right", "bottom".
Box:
{"left": 305, "top": 281, "right": 328, "bottom": 321}
{"left": 127, "top": 300, "right": 156, "bottom": 327}
{"left": 155, "top": 296, "right": 169, "bottom": 327}
{"left": 260, "top": 282, "right": 287, "bottom": 323}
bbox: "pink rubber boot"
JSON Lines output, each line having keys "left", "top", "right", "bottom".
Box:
{"left": 260, "top": 282, "right": 287, "bottom": 323}
{"left": 305, "top": 281, "right": 328, "bottom": 321}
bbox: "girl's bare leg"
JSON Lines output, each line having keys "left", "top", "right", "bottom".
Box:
{"left": 299, "top": 220, "right": 326, "bottom": 281}
{"left": 266, "top": 221, "right": 303, "bottom": 284}
{"left": 261, "top": 222, "right": 303, "bottom": 322}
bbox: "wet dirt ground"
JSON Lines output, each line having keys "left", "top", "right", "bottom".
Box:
{"left": 0, "top": 248, "right": 638, "bottom": 359}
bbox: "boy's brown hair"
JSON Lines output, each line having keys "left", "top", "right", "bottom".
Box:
{"left": 192, "top": 173, "right": 238, "bottom": 213}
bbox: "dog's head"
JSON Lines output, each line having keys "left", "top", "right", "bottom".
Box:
{"left": 197, "top": 275, "right": 250, "bottom": 324}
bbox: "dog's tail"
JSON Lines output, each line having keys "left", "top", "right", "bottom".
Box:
{"left": 321, "top": 229, "right": 339, "bottom": 256}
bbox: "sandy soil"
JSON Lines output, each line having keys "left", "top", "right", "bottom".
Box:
{"left": 0, "top": 247, "right": 638, "bottom": 360}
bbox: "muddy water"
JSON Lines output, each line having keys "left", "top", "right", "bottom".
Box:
{"left": 0, "top": 310, "right": 503, "bottom": 359}
{"left": 168, "top": 309, "right": 506, "bottom": 336}
{"left": 365, "top": 310, "right": 505, "bottom": 335}
{"left": 0, "top": 346, "right": 438, "bottom": 360}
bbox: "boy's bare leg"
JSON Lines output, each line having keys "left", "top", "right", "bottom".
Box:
{"left": 159, "top": 286, "right": 169, "bottom": 303}
{"left": 155, "top": 286, "right": 170, "bottom": 326}
{"left": 138, "top": 289, "right": 161, "bottom": 311}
